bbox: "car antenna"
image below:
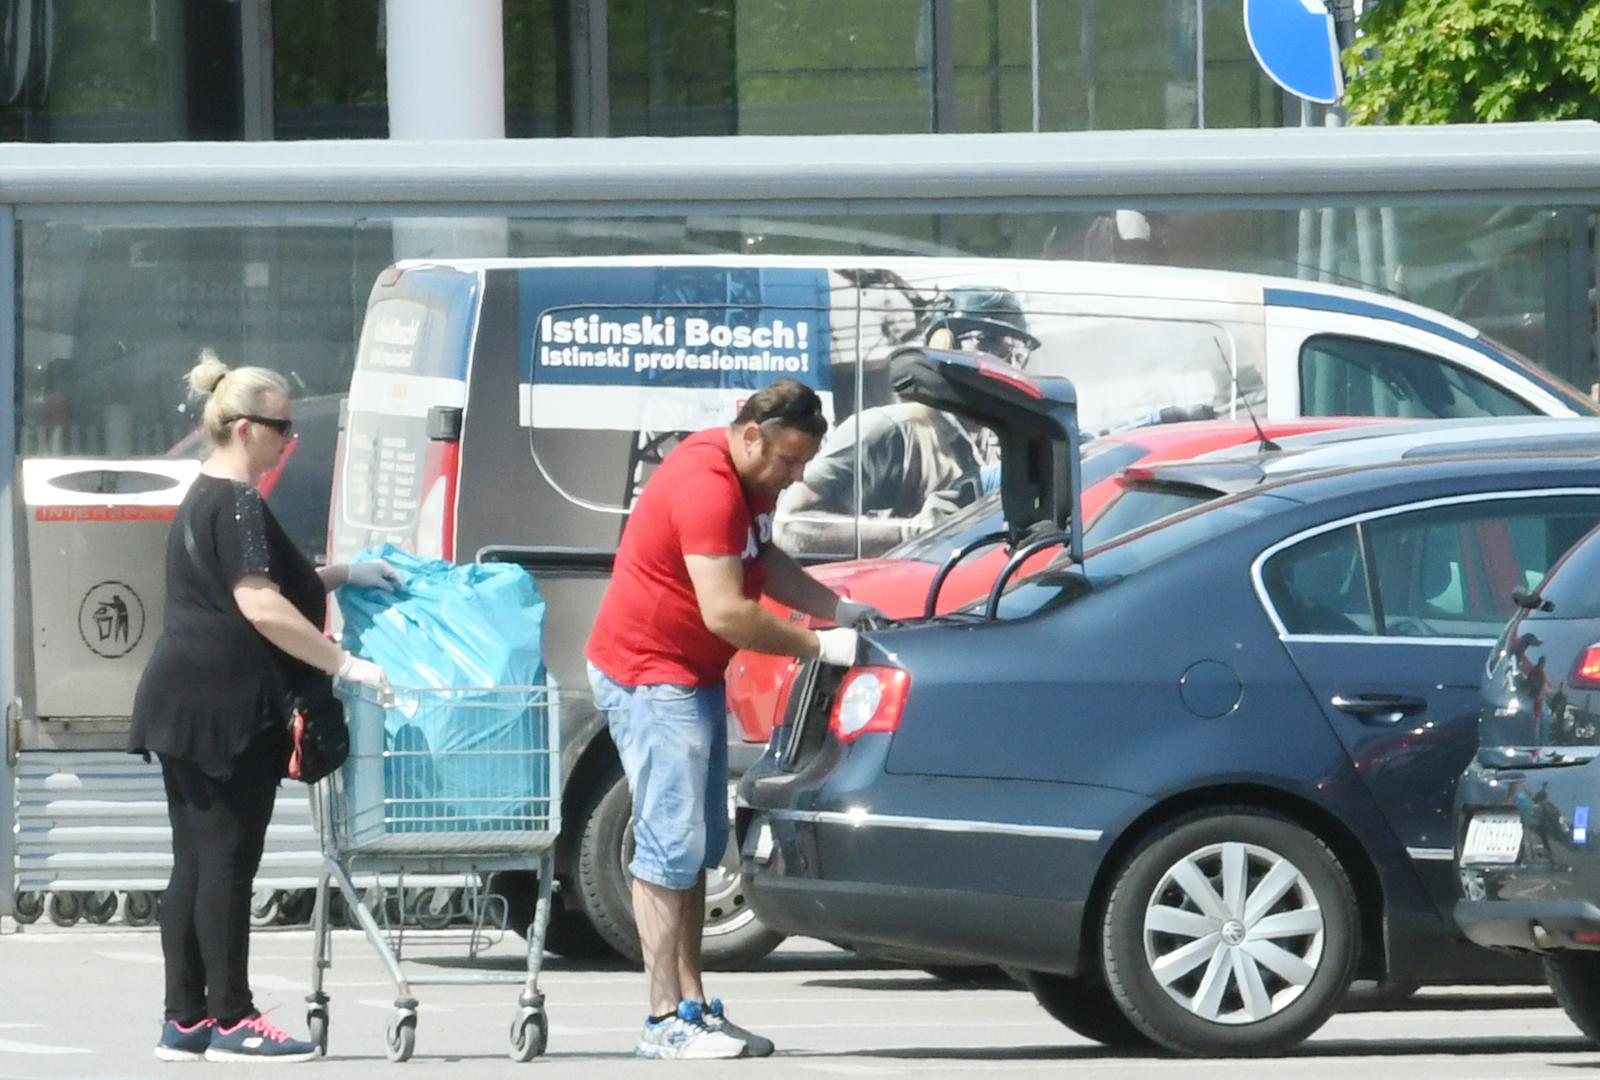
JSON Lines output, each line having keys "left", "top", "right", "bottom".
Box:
{"left": 1213, "top": 339, "right": 1279, "bottom": 453}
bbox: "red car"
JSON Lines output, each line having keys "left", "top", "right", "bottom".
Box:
{"left": 727, "top": 417, "right": 1380, "bottom": 745}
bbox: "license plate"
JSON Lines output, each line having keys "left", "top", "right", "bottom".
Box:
{"left": 1461, "top": 812, "right": 1524, "bottom": 865}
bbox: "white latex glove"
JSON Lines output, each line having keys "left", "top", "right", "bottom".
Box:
{"left": 835, "top": 597, "right": 887, "bottom": 628}
{"left": 814, "top": 627, "right": 860, "bottom": 667}
{"left": 347, "top": 559, "right": 403, "bottom": 592}
{"left": 337, "top": 653, "right": 390, "bottom": 690}
{"left": 900, "top": 490, "right": 963, "bottom": 542}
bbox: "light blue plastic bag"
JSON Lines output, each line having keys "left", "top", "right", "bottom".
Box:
{"left": 338, "top": 545, "right": 545, "bottom": 690}
{"left": 337, "top": 546, "right": 550, "bottom": 838}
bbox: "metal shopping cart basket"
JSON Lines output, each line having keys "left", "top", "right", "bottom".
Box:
{"left": 307, "top": 681, "right": 565, "bottom": 1062}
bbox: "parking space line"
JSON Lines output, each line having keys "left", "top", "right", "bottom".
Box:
{"left": 0, "top": 1037, "right": 90, "bottom": 1055}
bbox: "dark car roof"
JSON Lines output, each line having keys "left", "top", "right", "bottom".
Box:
{"left": 1077, "top": 452, "right": 1600, "bottom": 581}
{"left": 1127, "top": 446, "right": 1600, "bottom": 503}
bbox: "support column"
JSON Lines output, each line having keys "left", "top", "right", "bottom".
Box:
{"left": 1, "top": 205, "right": 17, "bottom": 922}
{"left": 386, "top": 0, "right": 505, "bottom": 139}
{"left": 385, "top": 0, "right": 509, "bottom": 258}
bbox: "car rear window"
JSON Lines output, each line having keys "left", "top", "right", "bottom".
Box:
{"left": 989, "top": 491, "right": 1297, "bottom": 620}
{"left": 885, "top": 438, "right": 1147, "bottom": 564}
{"left": 1528, "top": 522, "right": 1600, "bottom": 618}
{"left": 1082, "top": 484, "right": 1216, "bottom": 547}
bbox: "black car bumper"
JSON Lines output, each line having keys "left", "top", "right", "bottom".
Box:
{"left": 736, "top": 738, "right": 1145, "bottom": 978}
{"left": 1456, "top": 898, "right": 1600, "bottom": 952}
{"left": 1454, "top": 758, "right": 1600, "bottom": 953}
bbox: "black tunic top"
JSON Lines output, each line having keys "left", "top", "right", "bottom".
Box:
{"left": 129, "top": 474, "right": 326, "bottom": 779}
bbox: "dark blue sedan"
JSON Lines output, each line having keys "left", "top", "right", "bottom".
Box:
{"left": 738, "top": 450, "right": 1600, "bottom": 1055}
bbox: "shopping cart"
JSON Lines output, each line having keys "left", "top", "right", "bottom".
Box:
{"left": 307, "top": 681, "right": 565, "bottom": 1063}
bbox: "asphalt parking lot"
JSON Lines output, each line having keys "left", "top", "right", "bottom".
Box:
{"left": 1, "top": 919, "right": 1596, "bottom": 1079}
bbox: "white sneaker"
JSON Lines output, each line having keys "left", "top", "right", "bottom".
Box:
{"left": 636, "top": 1003, "right": 747, "bottom": 1060}
{"left": 701, "top": 998, "right": 775, "bottom": 1058}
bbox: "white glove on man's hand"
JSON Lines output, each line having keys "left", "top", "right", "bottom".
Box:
{"left": 835, "top": 597, "right": 887, "bottom": 628}
{"left": 347, "top": 559, "right": 403, "bottom": 592}
{"left": 814, "top": 627, "right": 860, "bottom": 667}
{"left": 337, "top": 653, "right": 390, "bottom": 689}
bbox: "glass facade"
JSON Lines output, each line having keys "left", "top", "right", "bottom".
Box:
{"left": 0, "top": 1, "right": 1288, "bottom": 141}
{"left": 16, "top": 199, "right": 1599, "bottom": 560}
{"left": 3, "top": 2, "right": 1598, "bottom": 559}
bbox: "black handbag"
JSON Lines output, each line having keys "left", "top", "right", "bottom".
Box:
{"left": 183, "top": 512, "right": 350, "bottom": 784}
{"left": 284, "top": 675, "right": 350, "bottom": 785}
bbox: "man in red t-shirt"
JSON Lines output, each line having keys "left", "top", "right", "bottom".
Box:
{"left": 587, "top": 379, "right": 879, "bottom": 1060}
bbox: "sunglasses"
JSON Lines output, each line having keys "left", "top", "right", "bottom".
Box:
{"left": 224, "top": 413, "right": 294, "bottom": 436}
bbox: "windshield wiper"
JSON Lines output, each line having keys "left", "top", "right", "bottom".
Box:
{"left": 1512, "top": 588, "right": 1554, "bottom": 613}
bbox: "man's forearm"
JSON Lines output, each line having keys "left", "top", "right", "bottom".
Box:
{"left": 761, "top": 546, "right": 841, "bottom": 622}
{"left": 708, "top": 598, "right": 819, "bottom": 657}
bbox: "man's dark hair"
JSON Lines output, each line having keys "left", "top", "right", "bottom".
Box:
{"left": 733, "top": 379, "right": 828, "bottom": 439}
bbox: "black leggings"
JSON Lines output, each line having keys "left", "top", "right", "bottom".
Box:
{"left": 158, "top": 739, "right": 281, "bottom": 1026}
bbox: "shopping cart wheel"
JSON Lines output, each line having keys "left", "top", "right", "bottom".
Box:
{"left": 249, "top": 889, "right": 282, "bottom": 927}
{"left": 84, "top": 890, "right": 119, "bottom": 924}
{"left": 122, "top": 891, "right": 159, "bottom": 927}
{"left": 410, "top": 887, "right": 455, "bottom": 930}
{"left": 47, "top": 891, "right": 81, "bottom": 927}
{"left": 509, "top": 1006, "right": 547, "bottom": 1062}
{"left": 385, "top": 1008, "right": 417, "bottom": 1063}
{"left": 12, "top": 890, "right": 44, "bottom": 924}
{"left": 306, "top": 1003, "right": 329, "bottom": 1057}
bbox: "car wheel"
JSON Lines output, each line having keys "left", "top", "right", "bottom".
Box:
{"left": 1024, "top": 970, "right": 1154, "bottom": 1048}
{"left": 1101, "top": 808, "right": 1358, "bottom": 1056}
{"left": 1546, "top": 954, "right": 1600, "bottom": 1041}
{"left": 579, "top": 769, "right": 784, "bottom": 969}
{"left": 490, "top": 871, "right": 617, "bottom": 960}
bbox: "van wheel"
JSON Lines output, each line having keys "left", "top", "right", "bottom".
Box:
{"left": 578, "top": 769, "right": 784, "bottom": 970}
{"left": 1101, "top": 809, "right": 1358, "bottom": 1056}
{"left": 1024, "top": 970, "right": 1154, "bottom": 1048}
{"left": 1546, "top": 954, "right": 1600, "bottom": 1042}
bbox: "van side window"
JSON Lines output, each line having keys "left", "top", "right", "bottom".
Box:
{"left": 1299, "top": 335, "right": 1535, "bottom": 419}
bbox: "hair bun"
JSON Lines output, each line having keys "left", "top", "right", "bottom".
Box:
{"left": 184, "top": 348, "right": 229, "bottom": 399}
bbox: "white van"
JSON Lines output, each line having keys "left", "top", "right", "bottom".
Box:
{"left": 326, "top": 254, "right": 1597, "bottom": 966}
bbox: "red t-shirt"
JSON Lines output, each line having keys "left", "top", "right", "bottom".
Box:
{"left": 587, "top": 429, "right": 776, "bottom": 687}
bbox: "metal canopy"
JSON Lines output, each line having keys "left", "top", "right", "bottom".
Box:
{"left": 2, "top": 122, "right": 1599, "bottom": 209}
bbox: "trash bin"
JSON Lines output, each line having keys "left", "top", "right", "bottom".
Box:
{"left": 21, "top": 457, "right": 200, "bottom": 730}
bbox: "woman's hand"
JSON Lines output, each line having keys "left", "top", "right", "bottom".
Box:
{"left": 337, "top": 653, "right": 390, "bottom": 690}
{"left": 346, "top": 559, "right": 403, "bottom": 592}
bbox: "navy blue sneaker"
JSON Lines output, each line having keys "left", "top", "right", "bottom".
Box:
{"left": 204, "top": 1012, "right": 317, "bottom": 1062}
{"left": 154, "top": 1018, "right": 214, "bottom": 1062}
{"left": 703, "top": 998, "right": 775, "bottom": 1057}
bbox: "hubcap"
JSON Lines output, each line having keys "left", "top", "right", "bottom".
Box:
{"left": 1141, "top": 841, "right": 1324, "bottom": 1025}
{"left": 620, "top": 814, "right": 755, "bottom": 937}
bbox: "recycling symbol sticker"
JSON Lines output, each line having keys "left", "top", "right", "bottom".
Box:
{"left": 78, "top": 581, "right": 145, "bottom": 659}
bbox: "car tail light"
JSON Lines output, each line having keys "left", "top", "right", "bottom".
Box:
{"left": 1572, "top": 645, "right": 1600, "bottom": 688}
{"left": 828, "top": 667, "right": 911, "bottom": 743}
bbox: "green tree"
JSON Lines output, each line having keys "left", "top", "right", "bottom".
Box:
{"left": 1343, "top": 0, "right": 1600, "bottom": 124}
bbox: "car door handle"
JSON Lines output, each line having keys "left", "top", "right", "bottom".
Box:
{"left": 1330, "top": 693, "right": 1428, "bottom": 723}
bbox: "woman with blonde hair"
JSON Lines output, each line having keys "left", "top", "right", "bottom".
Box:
{"left": 130, "top": 350, "right": 398, "bottom": 1062}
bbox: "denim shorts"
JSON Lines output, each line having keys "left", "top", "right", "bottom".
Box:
{"left": 587, "top": 662, "right": 729, "bottom": 891}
